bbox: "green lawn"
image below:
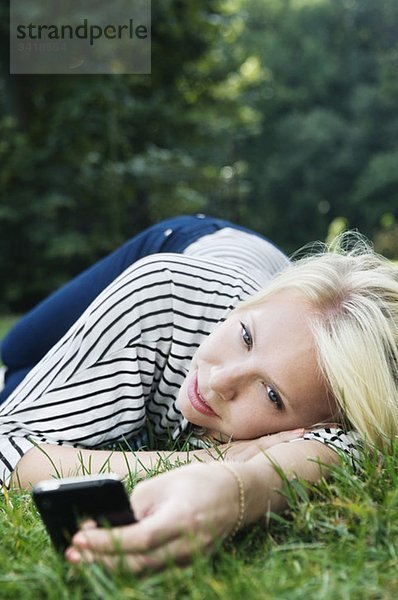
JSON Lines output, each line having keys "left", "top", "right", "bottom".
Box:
{"left": 1, "top": 453, "right": 398, "bottom": 599}
{"left": 0, "top": 315, "right": 19, "bottom": 341}
{"left": 0, "top": 315, "right": 19, "bottom": 367}
{"left": 0, "top": 315, "right": 398, "bottom": 599}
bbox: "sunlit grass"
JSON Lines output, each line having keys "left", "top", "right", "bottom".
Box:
{"left": 0, "top": 449, "right": 397, "bottom": 598}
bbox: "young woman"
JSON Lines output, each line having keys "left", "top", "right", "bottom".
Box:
{"left": 0, "top": 214, "right": 289, "bottom": 403}
{"left": 1, "top": 214, "right": 396, "bottom": 570}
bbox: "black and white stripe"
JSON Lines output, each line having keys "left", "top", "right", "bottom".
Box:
{"left": 184, "top": 227, "right": 290, "bottom": 285}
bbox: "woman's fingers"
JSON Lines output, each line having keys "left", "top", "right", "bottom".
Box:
{"left": 262, "top": 428, "right": 304, "bottom": 446}
{"left": 218, "top": 428, "right": 304, "bottom": 461}
{"left": 79, "top": 518, "right": 97, "bottom": 530}
{"left": 70, "top": 508, "right": 185, "bottom": 555}
{"left": 66, "top": 529, "right": 212, "bottom": 572}
{"left": 66, "top": 546, "right": 161, "bottom": 572}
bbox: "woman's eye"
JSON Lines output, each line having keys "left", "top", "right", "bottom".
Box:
{"left": 240, "top": 321, "right": 252, "bottom": 349}
{"left": 266, "top": 385, "right": 283, "bottom": 410}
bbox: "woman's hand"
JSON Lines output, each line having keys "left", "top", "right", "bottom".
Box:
{"left": 65, "top": 462, "right": 245, "bottom": 572}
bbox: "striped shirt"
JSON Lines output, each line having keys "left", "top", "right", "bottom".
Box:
{"left": 183, "top": 227, "right": 289, "bottom": 286}
{"left": 0, "top": 231, "right": 359, "bottom": 485}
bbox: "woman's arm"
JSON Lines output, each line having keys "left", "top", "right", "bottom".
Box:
{"left": 11, "top": 429, "right": 304, "bottom": 488}
{"left": 65, "top": 440, "right": 339, "bottom": 571}
{"left": 11, "top": 444, "right": 190, "bottom": 489}
{"left": 238, "top": 439, "right": 337, "bottom": 521}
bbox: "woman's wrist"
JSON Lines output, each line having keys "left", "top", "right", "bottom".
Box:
{"left": 218, "top": 458, "right": 285, "bottom": 530}
{"left": 218, "top": 463, "right": 246, "bottom": 537}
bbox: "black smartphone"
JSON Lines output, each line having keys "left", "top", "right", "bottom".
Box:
{"left": 32, "top": 474, "right": 136, "bottom": 552}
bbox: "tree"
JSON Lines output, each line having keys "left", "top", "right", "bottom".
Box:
{"left": 237, "top": 0, "right": 398, "bottom": 252}
{"left": 0, "top": 0, "right": 252, "bottom": 310}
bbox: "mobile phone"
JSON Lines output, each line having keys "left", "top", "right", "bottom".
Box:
{"left": 32, "top": 474, "right": 136, "bottom": 552}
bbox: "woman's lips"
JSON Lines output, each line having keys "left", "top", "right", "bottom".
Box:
{"left": 187, "top": 372, "right": 217, "bottom": 417}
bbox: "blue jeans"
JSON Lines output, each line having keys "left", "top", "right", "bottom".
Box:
{"left": 0, "top": 214, "right": 277, "bottom": 403}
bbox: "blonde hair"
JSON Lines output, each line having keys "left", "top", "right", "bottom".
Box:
{"left": 238, "top": 233, "right": 398, "bottom": 450}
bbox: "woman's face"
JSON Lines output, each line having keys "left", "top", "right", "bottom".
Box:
{"left": 177, "top": 290, "right": 336, "bottom": 440}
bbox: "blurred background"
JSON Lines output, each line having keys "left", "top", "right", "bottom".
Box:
{"left": 1, "top": 0, "right": 398, "bottom": 314}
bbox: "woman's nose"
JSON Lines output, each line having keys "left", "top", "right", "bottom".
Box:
{"left": 208, "top": 364, "right": 244, "bottom": 401}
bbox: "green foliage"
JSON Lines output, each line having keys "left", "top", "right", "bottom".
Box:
{"left": 0, "top": 1, "right": 249, "bottom": 311}
{"left": 1, "top": 0, "right": 398, "bottom": 310}
{"left": 0, "top": 315, "right": 19, "bottom": 343}
{"left": 236, "top": 0, "right": 398, "bottom": 252}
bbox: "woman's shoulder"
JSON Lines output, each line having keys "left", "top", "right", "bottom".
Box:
{"left": 300, "top": 426, "right": 363, "bottom": 466}
{"left": 124, "top": 252, "right": 263, "bottom": 295}
{"left": 183, "top": 227, "right": 289, "bottom": 285}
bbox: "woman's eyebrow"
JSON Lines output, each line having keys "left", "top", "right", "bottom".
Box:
{"left": 249, "top": 312, "right": 293, "bottom": 409}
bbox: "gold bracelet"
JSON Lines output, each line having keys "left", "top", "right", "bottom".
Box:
{"left": 221, "top": 463, "right": 245, "bottom": 538}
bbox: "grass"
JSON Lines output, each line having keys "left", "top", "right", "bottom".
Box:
{"left": 0, "top": 315, "right": 19, "bottom": 341}
{"left": 0, "top": 315, "right": 19, "bottom": 368}
{"left": 1, "top": 317, "right": 398, "bottom": 599}
{"left": 1, "top": 452, "right": 398, "bottom": 600}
